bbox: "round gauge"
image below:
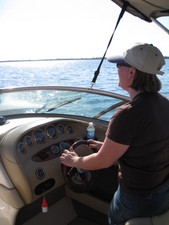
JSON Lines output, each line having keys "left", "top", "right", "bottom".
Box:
{"left": 66, "top": 125, "right": 73, "bottom": 134}
{"left": 47, "top": 126, "right": 56, "bottom": 138}
{"left": 50, "top": 145, "right": 60, "bottom": 155}
{"left": 57, "top": 125, "right": 64, "bottom": 134}
{"left": 17, "top": 143, "right": 24, "bottom": 153}
{"left": 35, "top": 168, "right": 45, "bottom": 180}
{"left": 25, "top": 136, "right": 32, "bottom": 146}
{"left": 59, "top": 142, "right": 70, "bottom": 151}
{"left": 34, "top": 130, "right": 45, "bottom": 143}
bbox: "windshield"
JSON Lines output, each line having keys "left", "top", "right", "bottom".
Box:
{"left": 0, "top": 87, "right": 129, "bottom": 121}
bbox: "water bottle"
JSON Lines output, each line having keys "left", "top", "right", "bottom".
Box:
{"left": 86, "top": 122, "right": 95, "bottom": 139}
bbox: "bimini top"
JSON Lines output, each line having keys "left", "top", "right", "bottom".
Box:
{"left": 111, "top": 0, "right": 169, "bottom": 22}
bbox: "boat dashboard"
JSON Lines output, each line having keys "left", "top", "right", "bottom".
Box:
{"left": 0, "top": 87, "right": 123, "bottom": 224}
{"left": 0, "top": 116, "right": 117, "bottom": 211}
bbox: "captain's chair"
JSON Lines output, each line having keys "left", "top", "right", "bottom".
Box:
{"left": 125, "top": 208, "right": 169, "bottom": 225}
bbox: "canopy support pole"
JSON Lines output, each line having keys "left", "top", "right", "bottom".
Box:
{"left": 90, "top": 1, "right": 128, "bottom": 88}
{"left": 151, "top": 17, "right": 169, "bottom": 35}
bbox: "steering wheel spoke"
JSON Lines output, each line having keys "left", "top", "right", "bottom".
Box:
{"left": 62, "top": 140, "right": 99, "bottom": 192}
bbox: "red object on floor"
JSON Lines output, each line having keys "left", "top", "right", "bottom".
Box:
{"left": 41, "top": 196, "right": 48, "bottom": 213}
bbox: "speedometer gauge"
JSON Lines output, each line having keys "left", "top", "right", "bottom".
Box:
{"left": 34, "top": 130, "right": 45, "bottom": 143}
{"left": 47, "top": 126, "right": 57, "bottom": 138}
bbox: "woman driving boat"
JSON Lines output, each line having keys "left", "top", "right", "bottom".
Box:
{"left": 60, "top": 43, "right": 169, "bottom": 225}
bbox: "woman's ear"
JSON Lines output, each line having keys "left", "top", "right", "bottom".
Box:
{"left": 129, "top": 67, "right": 136, "bottom": 78}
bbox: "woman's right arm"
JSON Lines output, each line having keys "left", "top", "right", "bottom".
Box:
{"left": 88, "top": 139, "right": 103, "bottom": 151}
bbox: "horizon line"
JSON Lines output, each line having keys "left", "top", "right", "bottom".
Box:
{"left": 0, "top": 56, "right": 168, "bottom": 63}
{"left": 0, "top": 57, "right": 102, "bottom": 63}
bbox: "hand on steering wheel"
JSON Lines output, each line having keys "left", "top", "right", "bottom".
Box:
{"left": 61, "top": 140, "right": 99, "bottom": 192}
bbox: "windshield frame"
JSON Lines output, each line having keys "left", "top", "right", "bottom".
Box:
{"left": 0, "top": 86, "right": 129, "bottom": 121}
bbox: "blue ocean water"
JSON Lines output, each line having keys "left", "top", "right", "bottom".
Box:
{"left": 0, "top": 58, "right": 169, "bottom": 98}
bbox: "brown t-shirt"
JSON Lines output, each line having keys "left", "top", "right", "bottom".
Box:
{"left": 106, "top": 92, "right": 169, "bottom": 196}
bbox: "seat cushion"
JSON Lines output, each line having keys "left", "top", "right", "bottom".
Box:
{"left": 125, "top": 208, "right": 169, "bottom": 225}
{"left": 125, "top": 217, "right": 153, "bottom": 225}
{"left": 152, "top": 209, "right": 169, "bottom": 225}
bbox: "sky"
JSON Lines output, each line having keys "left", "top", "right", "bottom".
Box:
{"left": 0, "top": 0, "right": 168, "bottom": 60}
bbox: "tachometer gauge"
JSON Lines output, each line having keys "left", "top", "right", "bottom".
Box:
{"left": 34, "top": 130, "right": 45, "bottom": 143}
{"left": 47, "top": 126, "right": 57, "bottom": 138}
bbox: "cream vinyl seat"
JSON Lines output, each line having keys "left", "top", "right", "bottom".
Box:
{"left": 125, "top": 208, "right": 169, "bottom": 225}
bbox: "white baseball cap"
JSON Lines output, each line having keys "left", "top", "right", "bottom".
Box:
{"left": 107, "top": 43, "right": 165, "bottom": 75}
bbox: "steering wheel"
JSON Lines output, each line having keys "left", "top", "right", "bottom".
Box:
{"left": 62, "top": 140, "right": 99, "bottom": 193}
